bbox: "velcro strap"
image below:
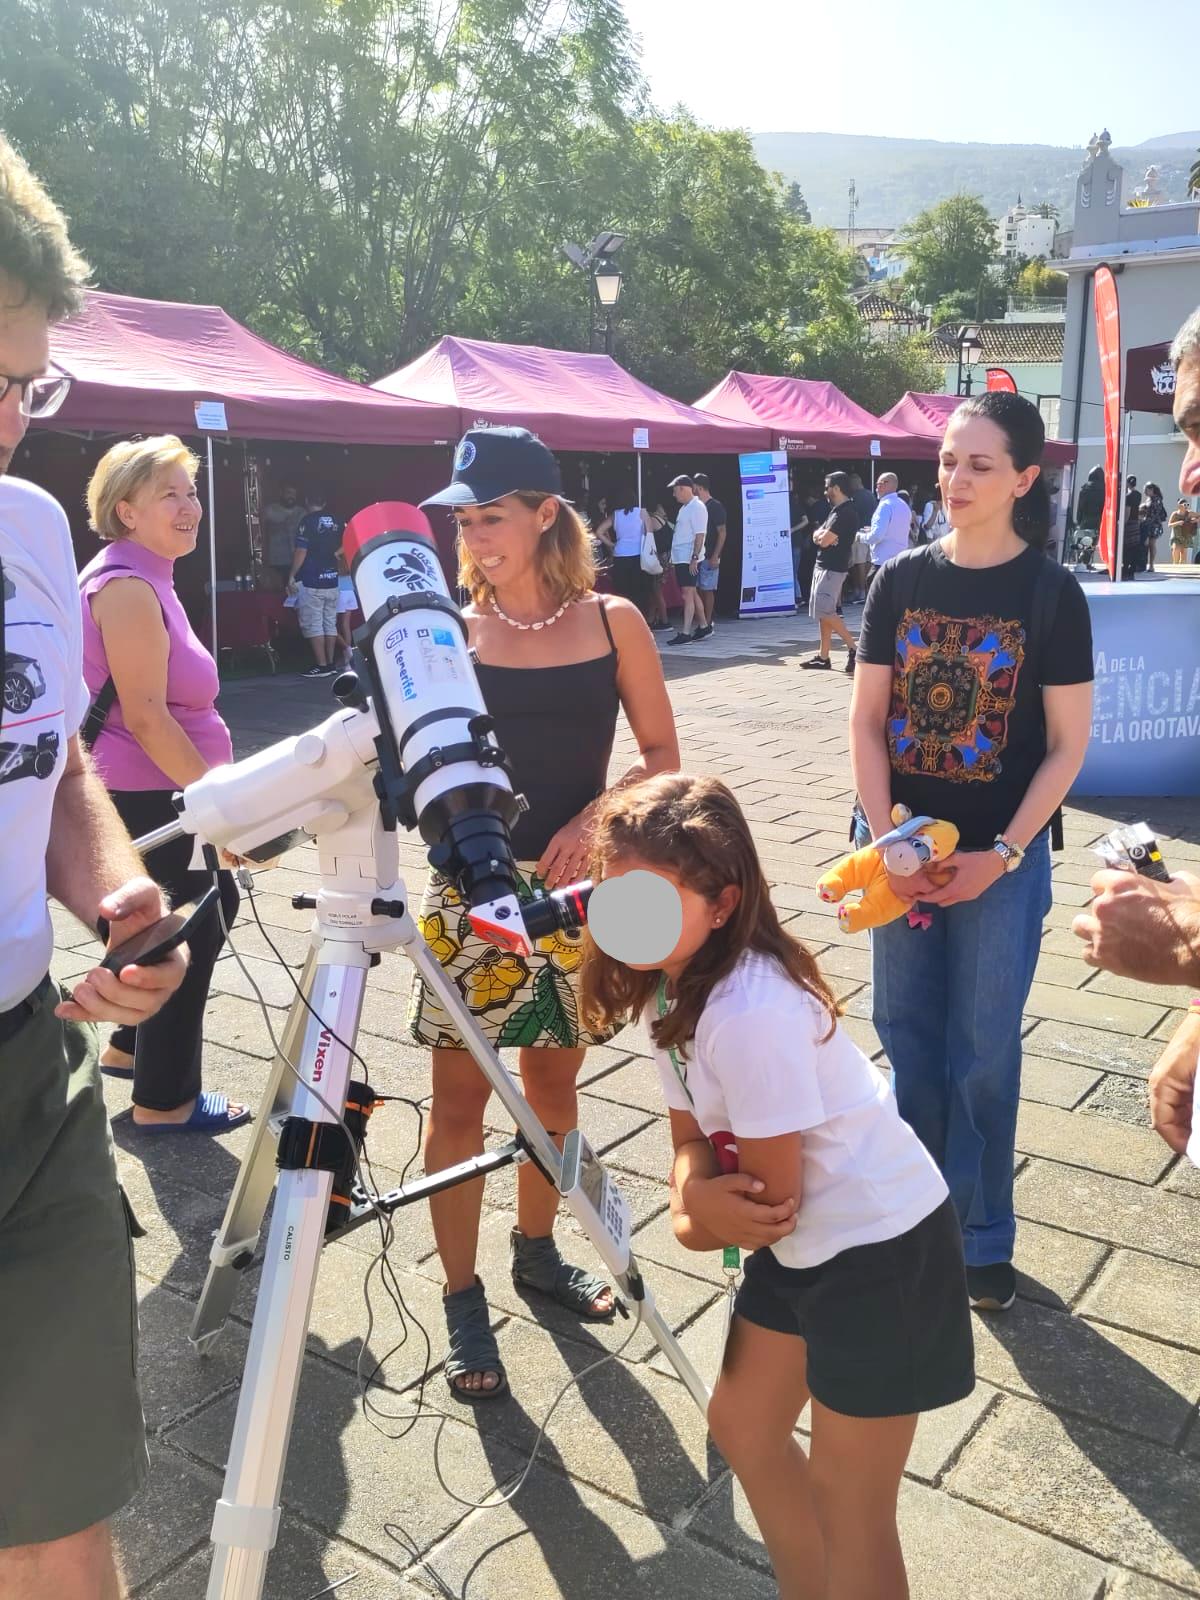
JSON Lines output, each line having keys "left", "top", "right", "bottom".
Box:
{"left": 276, "top": 1081, "right": 377, "bottom": 1174}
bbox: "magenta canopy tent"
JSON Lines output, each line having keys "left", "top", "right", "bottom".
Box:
{"left": 42, "top": 291, "right": 459, "bottom": 445}
{"left": 693, "top": 370, "right": 922, "bottom": 457}
{"left": 879, "top": 391, "right": 1078, "bottom": 467}
{"left": 373, "top": 336, "right": 770, "bottom": 454}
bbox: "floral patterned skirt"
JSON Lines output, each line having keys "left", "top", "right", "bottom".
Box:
{"left": 406, "top": 862, "right": 623, "bottom": 1051}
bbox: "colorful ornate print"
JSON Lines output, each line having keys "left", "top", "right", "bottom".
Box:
{"left": 408, "top": 862, "right": 622, "bottom": 1050}
{"left": 887, "top": 607, "right": 1026, "bottom": 783}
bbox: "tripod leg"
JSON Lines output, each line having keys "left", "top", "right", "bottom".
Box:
{"left": 398, "top": 918, "right": 712, "bottom": 1412}
{"left": 207, "top": 958, "right": 367, "bottom": 1600}
{"left": 191, "top": 948, "right": 317, "bottom": 1354}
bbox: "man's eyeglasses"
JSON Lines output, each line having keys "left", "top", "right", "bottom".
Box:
{"left": 0, "top": 366, "right": 71, "bottom": 420}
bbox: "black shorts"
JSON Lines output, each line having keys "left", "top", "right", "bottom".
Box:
{"left": 733, "top": 1195, "right": 974, "bottom": 1418}
{"left": 674, "top": 561, "right": 697, "bottom": 588}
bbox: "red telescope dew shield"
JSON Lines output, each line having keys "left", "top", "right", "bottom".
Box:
{"left": 1093, "top": 266, "right": 1122, "bottom": 580}
{"left": 343, "top": 500, "right": 435, "bottom": 563}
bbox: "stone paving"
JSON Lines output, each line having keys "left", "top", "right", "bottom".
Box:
{"left": 57, "top": 606, "right": 1200, "bottom": 1599}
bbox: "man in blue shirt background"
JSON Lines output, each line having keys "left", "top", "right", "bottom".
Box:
{"left": 287, "top": 491, "right": 345, "bottom": 675}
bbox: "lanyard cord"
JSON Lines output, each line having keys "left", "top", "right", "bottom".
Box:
{"left": 655, "top": 973, "right": 693, "bottom": 1108}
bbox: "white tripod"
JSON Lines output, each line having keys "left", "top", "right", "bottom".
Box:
{"left": 138, "top": 720, "right": 709, "bottom": 1600}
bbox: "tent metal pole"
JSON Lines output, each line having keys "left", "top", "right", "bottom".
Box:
{"left": 207, "top": 437, "right": 219, "bottom": 657}
{"left": 637, "top": 450, "right": 643, "bottom": 510}
{"left": 1113, "top": 410, "right": 1132, "bottom": 583}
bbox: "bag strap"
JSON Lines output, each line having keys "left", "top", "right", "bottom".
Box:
{"left": 77, "top": 564, "right": 135, "bottom": 752}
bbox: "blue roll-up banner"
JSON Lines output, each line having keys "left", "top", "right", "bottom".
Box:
{"left": 738, "top": 451, "right": 795, "bottom": 617}
{"left": 1073, "top": 581, "right": 1200, "bottom": 797}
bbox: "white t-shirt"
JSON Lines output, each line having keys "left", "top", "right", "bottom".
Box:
{"left": 0, "top": 476, "right": 90, "bottom": 1010}
{"left": 670, "top": 496, "right": 707, "bottom": 564}
{"left": 650, "top": 951, "right": 948, "bottom": 1268}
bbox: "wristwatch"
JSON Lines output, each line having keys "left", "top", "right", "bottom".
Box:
{"left": 993, "top": 835, "right": 1026, "bottom": 874}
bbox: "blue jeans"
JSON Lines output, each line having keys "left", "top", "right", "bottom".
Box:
{"left": 857, "top": 824, "right": 1052, "bottom": 1268}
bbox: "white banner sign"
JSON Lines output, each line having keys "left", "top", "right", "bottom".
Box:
{"left": 738, "top": 451, "right": 795, "bottom": 617}
{"left": 632, "top": 426, "right": 650, "bottom": 450}
{"left": 194, "top": 400, "right": 229, "bottom": 432}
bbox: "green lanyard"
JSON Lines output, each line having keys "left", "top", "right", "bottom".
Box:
{"left": 656, "top": 975, "right": 740, "bottom": 1275}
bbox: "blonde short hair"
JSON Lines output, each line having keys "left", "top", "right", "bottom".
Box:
{"left": 86, "top": 435, "right": 200, "bottom": 542}
{"left": 457, "top": 492, "right": 596, "bottom": 607}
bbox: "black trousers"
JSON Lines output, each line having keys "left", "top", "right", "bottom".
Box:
{"left": 108, "top": 788, "right": 240, "bottom": 1111}
{"left": 610, "top": 554, "right": 647, "bottom": 614}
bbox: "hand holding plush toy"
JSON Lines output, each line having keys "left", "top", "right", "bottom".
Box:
{"left": 817, "top": 806, "right": 959, "bottom": 934}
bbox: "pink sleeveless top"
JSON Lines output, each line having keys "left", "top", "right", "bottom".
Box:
{"left": 79, "top": 540, "right": 233, "bottom": 791}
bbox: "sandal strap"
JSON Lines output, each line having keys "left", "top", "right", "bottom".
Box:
{"left": 442, "top": 1277, "right": 502, "bottom": 1383}
{"left": 510, "top": 1230, "right": 611, "bottom": 1315}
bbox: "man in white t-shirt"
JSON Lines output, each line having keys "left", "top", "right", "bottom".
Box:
{"left": 0, "top": 136, "right": 187, "bottom": 1599}
{"left": 665, "top": 474, "right": 708, "bottom": 645}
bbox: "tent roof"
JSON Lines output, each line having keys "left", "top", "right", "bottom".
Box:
{"left": 692, "top": 370, "right": 922, "bottom": 458}
{"left": 43, "top": 291, "right": 459, "bottom": 445}
{"left": 879, "top": 391, "right": 1078, "bottom": 466}
{"left": 373, "top": 336, "right": 770, "bottom": 454}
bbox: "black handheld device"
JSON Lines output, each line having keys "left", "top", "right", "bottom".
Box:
{"left": 99, "top": 887, "right": 221, "bottom": 974}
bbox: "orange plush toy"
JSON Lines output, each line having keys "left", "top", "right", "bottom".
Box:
{"left": 816, "top": 805, "right": 959, "bottom": 935}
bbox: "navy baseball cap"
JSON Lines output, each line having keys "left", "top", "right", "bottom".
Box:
{"left": 421, "top": 426, "right": 569, "bottom": 508}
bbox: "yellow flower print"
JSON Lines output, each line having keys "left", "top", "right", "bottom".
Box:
{"left": 419, "top": 911, "right": 460, "bottom": 967}
{"left": 463, "top": 951, "right": 529, "bottom": 1013}
{"left": 536, "top": 926, "right": 583, "bottom": 974}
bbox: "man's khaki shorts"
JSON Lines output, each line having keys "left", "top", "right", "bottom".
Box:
{"left": 0, "top": 978, "right": 147, "bottom": 1547}
{"left": 297, "top": 584, "right": 338, "bottom": 638}
{"left": 809, "top": 566, "right": 847, "bottom": 619}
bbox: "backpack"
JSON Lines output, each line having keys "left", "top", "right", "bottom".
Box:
{"left": 881, "top": 546, "right": 1072, "bottom": 851}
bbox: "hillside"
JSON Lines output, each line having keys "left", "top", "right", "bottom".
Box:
{"left": 751, "top": 131, "right": 1197, "bottom": 230}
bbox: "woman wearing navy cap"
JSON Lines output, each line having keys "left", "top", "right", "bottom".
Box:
{"left": 412, "top": 426, "right": 679, "bottom": 1401}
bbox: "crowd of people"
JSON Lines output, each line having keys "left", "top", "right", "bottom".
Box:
{"left": 5, "top": 127, "right": 1200, "bottom": 1600}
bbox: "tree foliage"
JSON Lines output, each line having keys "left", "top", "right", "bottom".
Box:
{"left": 1, "top": 0, "right": 919, "bottom": 409}
{"left": 898, "top": 193, "right": 999, "bottom": 312}
{"left": 1015, "top": 259, "right": 1067, "bottom": 300}
{"left": 783, "top": 182, "right": 811, "bottom": 223}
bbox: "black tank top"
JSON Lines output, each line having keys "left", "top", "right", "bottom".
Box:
{"left": 472, "top": 600, "right": 620, "bottom": 861}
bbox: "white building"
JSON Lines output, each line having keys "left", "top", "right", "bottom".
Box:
{"left": 995, "top": 199, "right": 1058, "bottom": 261}
{"left": 1059, "top": 131, "right": 1199, "bottom": 505}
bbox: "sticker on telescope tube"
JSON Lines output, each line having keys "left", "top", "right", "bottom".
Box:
{"left": 587, "top": 870, "right": 682, "bottom": 965}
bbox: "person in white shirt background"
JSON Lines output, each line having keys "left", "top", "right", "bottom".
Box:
{"left": 920, "top": 484, "right": 950, "bottom": 542}
{"left": 863, "top": 471, "right": 911, "bottom": 583}
{"left": 581, "top": 771, "right": 974, "bottom": 1600}
{"left": 665, "top": 473, "right": 708, "bottom": 645}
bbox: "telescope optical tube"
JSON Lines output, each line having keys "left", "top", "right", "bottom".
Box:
{"left": 344, "top": 502, "right": 533, "bottom": 949}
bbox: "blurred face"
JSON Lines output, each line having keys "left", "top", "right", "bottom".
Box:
{"left": 1174, "top": 356, "right": 1200, "bottom": 500}
{"left": 117, "top": 462, "right": 202, "bottom": 559}
{"left": 453, "top": 493, "right": 556, "bottom": 589}
{"left": 672, "top": 483, "right": 692, "bottom": 504}
{"left": 600, "top": 853, "right": 739, "bottom": 976}
{"left": 878, "top": 473, "right": 898, "bottom": 494}
{"left": 938, "top": 414, "right": 1039, "bottom": 533}
{"left": 825, "top": 480, "right": 845, "bottom": 505}
{"left": 282, "top": 485, "right": 297, "bottom": 506}
{"left": 0, "top": 284, "right": 50, "bottom": 477}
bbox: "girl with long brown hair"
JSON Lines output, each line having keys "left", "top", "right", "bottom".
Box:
{"left": 581, "top": 773, "right": 973, "bottom": 1600}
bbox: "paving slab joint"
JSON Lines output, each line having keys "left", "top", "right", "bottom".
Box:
{"left": 1067, "top": 1241, "right": 1116, "bottom": 1313}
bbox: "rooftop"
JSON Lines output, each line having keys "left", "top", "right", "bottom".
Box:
{"left": 929, "top": 321, "right": 1066, "bottom": 365}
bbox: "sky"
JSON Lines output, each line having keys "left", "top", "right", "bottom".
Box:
{"left": 619, "top": 0, "right": 1198, "bottom": 149}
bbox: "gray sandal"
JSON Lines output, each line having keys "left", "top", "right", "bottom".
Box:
{"left": 510, "top": 1228, "right": 615, "bottom": 1321}
{"left": 442, "top": 1277, "right": 508, "bottom": 1403}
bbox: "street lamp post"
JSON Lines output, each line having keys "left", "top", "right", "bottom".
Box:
{"left": 956, "top": 323, "right": 984, "bottom": 396}
{"left": 593, "top": 260, "right": 623, "bottom": 356}
{"left": 562, "top": 231, "right": 626, "bottom": 355}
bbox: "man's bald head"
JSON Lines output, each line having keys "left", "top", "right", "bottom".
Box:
{"left": 878, "top": 472, "right": 899, "bottom": 494}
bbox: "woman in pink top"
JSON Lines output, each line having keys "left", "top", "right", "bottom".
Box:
{"left": 79, "top": 435, "right": 248, "bottom": 1134}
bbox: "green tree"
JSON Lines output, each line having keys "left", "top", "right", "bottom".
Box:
{"left": 783, "top": 181, "right": 811, "bottom": 223}
{"left": 1015, "top": 259, "right": 1067, "bottom": 300}
{"left": 898, "top": 193, "right": 999, "bottom": 311}
{"left": 792, "top": 327, "right": 941, "bottom": 416}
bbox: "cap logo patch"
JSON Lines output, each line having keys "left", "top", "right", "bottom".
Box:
{"left": 454, "top": 439, "right": 477, "bottom": 471}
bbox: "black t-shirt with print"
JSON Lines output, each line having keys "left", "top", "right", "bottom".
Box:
{"left": 857, "top": 543, "right": 1093, "bottom": 847}
{"left": 815, "top": 501, "right": 858, "bottom": 573}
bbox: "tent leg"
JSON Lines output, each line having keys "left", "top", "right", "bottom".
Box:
{"left": 208, "top": 437, "right": 219, "bottom": 658}
{"left": 637, "top": 451, "right": 643, "bottom": 509}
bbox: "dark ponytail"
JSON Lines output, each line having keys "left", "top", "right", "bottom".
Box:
{"left": 954, "top": 391, "right": 1050, "bottom": 549}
